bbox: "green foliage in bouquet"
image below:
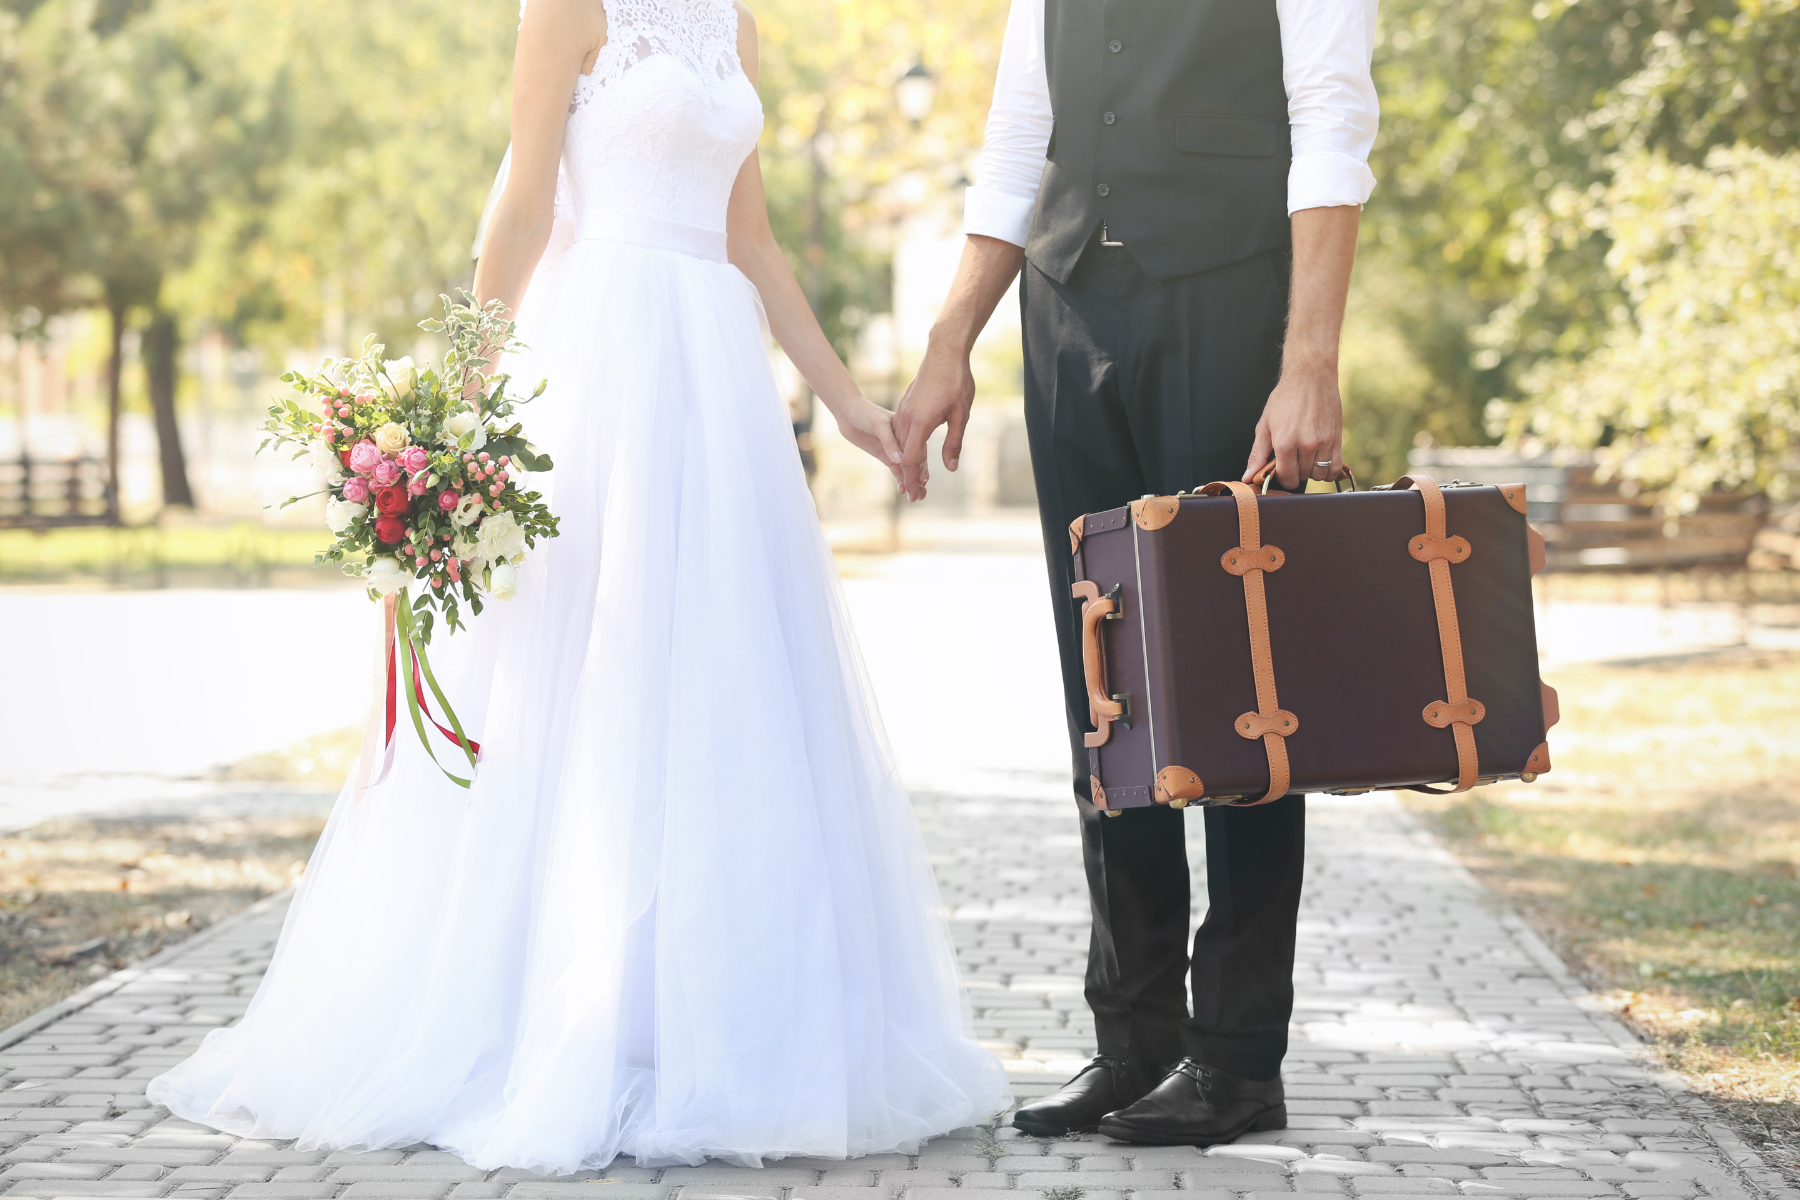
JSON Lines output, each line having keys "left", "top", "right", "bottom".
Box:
{"left": 261, "top": 293, "right": 561, "bottom": 644}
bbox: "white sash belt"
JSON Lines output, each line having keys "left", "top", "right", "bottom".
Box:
{"left": 572, "top": 209, "right": 729, "bottom": 264}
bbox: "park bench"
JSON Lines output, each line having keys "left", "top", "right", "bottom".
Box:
{"left": 0, "top": 451, "right": 117, "bottom": 530}
{"left": 1406, "top": 448, "right": 1764, "bottom": 589}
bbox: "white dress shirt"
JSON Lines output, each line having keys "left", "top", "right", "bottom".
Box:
{"left": 964, "top": 0, "right": 1379, "bottom": 247}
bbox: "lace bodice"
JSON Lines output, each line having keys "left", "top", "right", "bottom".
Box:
{"left": 560, "top": 0, "right": 763, "bottom": 236}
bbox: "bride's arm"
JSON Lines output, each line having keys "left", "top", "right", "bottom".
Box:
{"left": 725, "top": 4, "right": 903, "bottom": 477}
{"left": 472, "top": 0, "right": 606, "bottom": 319}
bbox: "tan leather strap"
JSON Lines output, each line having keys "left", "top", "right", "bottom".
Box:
{"left": 1200, "top": 480, "right": 1292, "bottom": 804}
{"left": 1393, "top": 475, "right": 1482, "bottom": 792}
{"left": 1072, "top": 581, "right": 1122, "bottom": 747}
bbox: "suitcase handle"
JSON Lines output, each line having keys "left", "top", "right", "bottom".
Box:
{"left": 1252, "top": 461, "right": 1359, "bottom": 495}
{"left": 1072, "top": 581, "right": 1125, "bottom": 743}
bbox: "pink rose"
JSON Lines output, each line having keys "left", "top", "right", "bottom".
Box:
{"left": 348, "top": 439, "right": 383, "bottom": 474}
{"left": 398, "top": 446, "right": 429, "bottom": 473}
{"left": 437, "top": 490, "right": 458, "bottom": 512}
{"left": 407, "top": 474, "right": 429, "bottom": 497}
{"left": 341, "top": 476, "right": 369, "bottom": 503}
{"left": 371, "top": 459, "right": 403, "bottom": 487}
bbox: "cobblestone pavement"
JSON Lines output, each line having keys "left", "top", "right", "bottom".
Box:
{"left": 0, "top": 790, "right": 1791, "bottom": 1200}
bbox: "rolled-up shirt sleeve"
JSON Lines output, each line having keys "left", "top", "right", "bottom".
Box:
{"left": 1281, "top": 0, "right": 1380, "bottom": 212}
{"left": 962, "top": 0, "right": 1051, "bottom": 246}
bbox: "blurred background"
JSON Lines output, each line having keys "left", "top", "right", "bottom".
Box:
{"left": 0, "top": 0, "right": 1796, "bottom": 1164}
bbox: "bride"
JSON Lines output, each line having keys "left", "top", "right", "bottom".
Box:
{"left": 146, "top": 0, "right": 1011, "bottom": 1170}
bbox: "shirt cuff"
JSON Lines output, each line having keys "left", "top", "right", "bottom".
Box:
{"left": 963, "top": 185, "right": 1037, "bottom": 247}
{"left": 1286, "top": 151, "right": 1377, "bottom": 214}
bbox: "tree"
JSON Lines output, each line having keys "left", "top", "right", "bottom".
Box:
{"left": 1502, "top": 147, "right": 1800, "bottom": 512}
{"left": 753, "top": 0, "right": 1009, "bottom": 356}
{"left": 165, "top": 0, "right": 514, "bottom": 356}
{"left": 1348, "top": 0, "right": 1800, "bottom": 481}
{"left": 0, "top": 0, "right": 280, "bottom": 509}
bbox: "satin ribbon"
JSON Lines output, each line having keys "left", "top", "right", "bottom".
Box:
{"left": 349, "top": 591, "right": 482, "bottom": 801}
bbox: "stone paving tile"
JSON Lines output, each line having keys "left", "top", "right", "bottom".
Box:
{"left": 0, "top": 792, "right": 1790, "bottom": 1200}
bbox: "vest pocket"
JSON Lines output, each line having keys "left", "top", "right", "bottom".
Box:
{"left": 1174, "top": 114, "right": 1289, "bottom": 157}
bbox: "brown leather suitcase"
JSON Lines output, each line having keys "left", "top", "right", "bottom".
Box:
{"left": 1069, "top": 474, "right": 1560, "bottom": 811}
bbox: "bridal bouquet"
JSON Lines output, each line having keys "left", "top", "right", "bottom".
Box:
{"left": 262, "top": 293, "right": 560, "bottom": 786}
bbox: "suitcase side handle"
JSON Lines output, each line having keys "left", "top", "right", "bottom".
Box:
{"left": 1072, "top": 581, "right": 1126, "bottom": 747}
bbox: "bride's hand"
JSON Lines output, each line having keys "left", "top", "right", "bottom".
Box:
{"left": 832, "top": 397, "right": 905, "bottom": 484}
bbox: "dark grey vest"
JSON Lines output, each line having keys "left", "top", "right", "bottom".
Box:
{"left": 1024, "top": 0, "right": 1292, "bottom": 284}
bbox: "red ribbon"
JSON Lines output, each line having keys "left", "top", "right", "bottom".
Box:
{"left": 373, "top": 633, "right": 482, "bottom": 786}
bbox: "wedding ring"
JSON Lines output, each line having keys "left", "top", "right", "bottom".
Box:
{"left": 1314, "top": 460, "right": 1333, "bottom": 467}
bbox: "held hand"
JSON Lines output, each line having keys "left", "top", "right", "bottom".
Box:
{"left": 833, "top": 396, "right": 905, "bottom": 483}
{"left": 893, "top": 344, "right": 976, "bottom": 502}
{"left": 1243, "top": 363, "right": 1344, "bottom": 491}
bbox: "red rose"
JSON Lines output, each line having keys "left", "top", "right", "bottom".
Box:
{"left": 373, "top": 485, "right": 410, "bottom": 517}
{"left": 373, "top": 516, "right": 407, "bottom": 544}
{"left": 339, "top": 447, "right": 354, "bottom": 469}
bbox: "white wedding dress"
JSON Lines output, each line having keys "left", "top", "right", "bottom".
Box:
{"left": 146, "top": 0, "right": 1010, "bottom": 1171}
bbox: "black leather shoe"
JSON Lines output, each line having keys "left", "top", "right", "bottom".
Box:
{"left": 1012, "top": 1055, "right": 1164, "bottom": 1137}
{"left": 1096, "top": 1058, "right": 1286, "bottom": 1145}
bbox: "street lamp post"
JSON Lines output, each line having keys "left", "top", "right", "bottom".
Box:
{"left": 895, "top": 57, "right": 937, "bottom": 127}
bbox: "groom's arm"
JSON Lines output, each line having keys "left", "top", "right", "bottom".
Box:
{"left": 894, "top": 237, "right": 1024, "bottom": 500}
{"left": 894, "top": 0, "right": 1048, "bottom": 501}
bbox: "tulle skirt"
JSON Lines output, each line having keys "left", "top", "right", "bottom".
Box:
{"left": 146, "top": 230, "right": 1012, "bottom": 1171}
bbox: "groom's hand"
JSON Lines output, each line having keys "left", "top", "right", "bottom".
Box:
{"left": 1243, "top": 363, "right": 1343, "bottom": 492}
{"left": 1243, "top": 205, "right": 1360, "bottom": 491}
{"left": 894, "top": 342, "right": 975, "bottom": 502}
{"left": 894, "top": 234, "right": 1026, "bottom": 502}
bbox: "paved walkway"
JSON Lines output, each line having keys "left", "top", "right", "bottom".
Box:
{"left": 0, "top": 789, "right": 1792, "bottom": 1200}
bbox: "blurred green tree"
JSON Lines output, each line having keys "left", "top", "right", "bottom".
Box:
{"left": 751, "top": 0, "right": 1008, "bottom": 420}
{"left": 1351, "top": 0, "right": 1800, "bottom": 483}
{"left": 165, "top": 0, "right": 513, "bottom": 355}
{"left": 1501, "top": 147, "right": 1799, "bottom": 512}
{"left": 0, "top": 0, "right": 279, "bottom": 508}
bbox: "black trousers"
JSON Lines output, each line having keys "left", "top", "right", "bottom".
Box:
{"left": 1020, "top": 235, "right": 1306, "bottom": 1082}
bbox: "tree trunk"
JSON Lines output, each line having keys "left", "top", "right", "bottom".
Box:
{"left": 105, "top": 299, "right": 125, "bottom": 523}
{"left": 143, "top": 308, "right": 194, "bottom": 508}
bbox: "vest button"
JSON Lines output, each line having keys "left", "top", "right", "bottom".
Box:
{"left": 1103, "top": 111, "right": 1116, "bottom": 124}
{"left": 1096, "top": 183, "right": 1111, "bottom": 197}
{"left": 1108, "top": 39, "right": 1122, "bottom": 52}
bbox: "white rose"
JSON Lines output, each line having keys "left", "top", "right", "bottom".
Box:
{"left": 373, "top": 421, "right": 409, "bottom": 455}
{"left": 324, "top": 497, "right": 367, "bottom": 534}
{"left": 451, "top": 532, "right": 481, "bottom": 565}
{"left": 366, "top": 555, "right": 408, "bottom": 596}
{"left": 487, "top": 560, "right": 519, "bottom": 600}
{"left": 441, "top": 408, "right": 487, "bottom": 451}
{"left": 451, "top": 492, "right": 485, "bottom": 527}
{"left": 473, "top": 510, "right": 526, "bottom": 563}
{"left": 308, "top": 441, "right": 347, "bottom": 486}
{"left": 385, "top": 357, "right": 418, "bottom": 400}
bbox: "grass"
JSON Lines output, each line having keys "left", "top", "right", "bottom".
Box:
{"left": 1402, "top": 648, "right": 1800, "bottom": 1177}
{"left": 210, "top": 725, "right": 363, "bottom": 787}
{"left": 0, "top": 523, "right": 339, "bottom": 587}
{"left": 0, "top": 811, "right": 326, "bottom": 1031}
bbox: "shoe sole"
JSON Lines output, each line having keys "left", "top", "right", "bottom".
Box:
{"left": 1095, "top": 1103, "right": 1287, "bottom": 1147}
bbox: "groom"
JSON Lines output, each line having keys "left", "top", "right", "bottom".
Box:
{"left": 893, "top": 0, "right": 1378, "bottom": 1145}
